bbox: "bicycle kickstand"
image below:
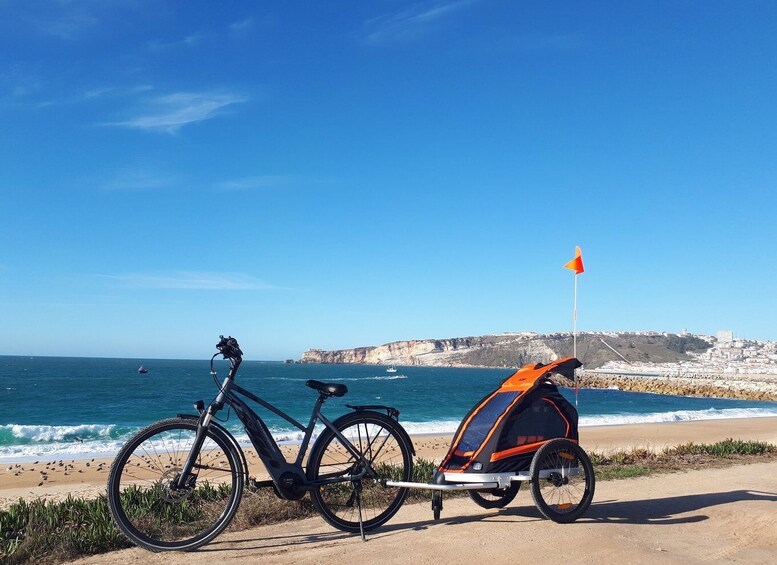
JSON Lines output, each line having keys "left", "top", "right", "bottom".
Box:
{"left": 355, "top": 481, "right": 366, "bottom": 542}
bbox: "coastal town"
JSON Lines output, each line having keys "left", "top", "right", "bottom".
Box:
{"left": 576, "top": 331, "right": 777, "bottom": 400}
{"left": 595, "top": 330, "right": 777, "bottom": 376}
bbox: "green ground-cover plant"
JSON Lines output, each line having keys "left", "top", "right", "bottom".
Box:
{"left": 590, "top": 437, "right": 777, "bottom": 481}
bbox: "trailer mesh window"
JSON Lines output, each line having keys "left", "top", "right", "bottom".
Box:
{"left": 456, "top": 391, "right": 520, "bottom": 452}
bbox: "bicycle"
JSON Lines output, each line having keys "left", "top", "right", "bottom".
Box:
{"left": 107, "top": 336, "right": 415, "bottom": 552}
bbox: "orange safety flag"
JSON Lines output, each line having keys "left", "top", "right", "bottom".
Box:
{"left": 564, "top": 246, "right": 584, "bottom": 274}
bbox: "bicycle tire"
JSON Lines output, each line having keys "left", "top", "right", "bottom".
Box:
{"left": 468, "top": 481, "right": 520, "bottom": 509}
{"left": 529, "top": 438, "right": 595, "bottom": 523}
{"left": 307, "top": 411, "right": 413, "bottom": 533}
{"left": 107, "top": 417, "right": 244, "bottom": 551}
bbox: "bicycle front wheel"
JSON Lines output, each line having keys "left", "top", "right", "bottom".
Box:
{"left": 307, "top": 411, "right": 413, "bottom": 532}
{"left": 107, "top": 418, "right": 244, "bottom": 551}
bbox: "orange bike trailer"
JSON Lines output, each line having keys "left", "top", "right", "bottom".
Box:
{"left": 438, "top": 357, "right": 582, "bottom": 475}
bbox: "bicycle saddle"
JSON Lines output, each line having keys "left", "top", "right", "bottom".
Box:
{"left": 305, "top": 380, "right": 348, "bottom": 397}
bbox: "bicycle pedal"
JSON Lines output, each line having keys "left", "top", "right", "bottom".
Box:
{"left": 248, "top": 478, "right": 274, "bottom": 491}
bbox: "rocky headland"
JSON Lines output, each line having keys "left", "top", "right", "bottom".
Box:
{"left": 300, "top": 331, "right": 711, "bottom": 369}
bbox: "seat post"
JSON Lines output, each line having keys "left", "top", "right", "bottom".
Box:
{"left": 313, "top": 394, "right": 327, "bottom": 414}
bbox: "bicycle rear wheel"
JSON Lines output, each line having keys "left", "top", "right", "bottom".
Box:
{"left": 107, "top": 418, "right": 244, "bottom": 551}
{"left": 307, "top": 411, "right": 413, "bottom": 532}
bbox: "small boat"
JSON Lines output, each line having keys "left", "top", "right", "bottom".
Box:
{"left": 138, "top": 366, "right": 149, "bottom": 374}
{"left": 386, "top": 364, "right": 397, "bottom": 373}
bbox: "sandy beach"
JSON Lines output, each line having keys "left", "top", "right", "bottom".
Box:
{"left": 2, "top": 416, "right": 777, "bottom": 510}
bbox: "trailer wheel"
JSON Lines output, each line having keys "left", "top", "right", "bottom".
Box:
{"left": 431, "top": 492, "right": 443, "bottom": 520}
{"left": 530, "top": 439, "right": 595, "bottom": 523}
{"left": 468, "top": 482, "right": 520, "bottom": 509}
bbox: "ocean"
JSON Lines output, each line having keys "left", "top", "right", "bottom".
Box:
{"left": 2, "top": 355, "right": 777, "bottom": 462}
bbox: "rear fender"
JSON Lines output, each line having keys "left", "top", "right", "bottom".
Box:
{"left": 336, "top": 409, "right": 416, "bottom": 456}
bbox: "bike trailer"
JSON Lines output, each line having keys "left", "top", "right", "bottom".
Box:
{"left": 438, "top": 357, "right": 582, "bottom": 475}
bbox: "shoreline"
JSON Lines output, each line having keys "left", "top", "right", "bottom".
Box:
{"left": 4, "top": 388, "right": 777, "bottom": 464}
{"left": 5, "top": 407, "right": 777, "bottom": 465}
{"left": 2, "top": 415, "right": 777, "bottom": 509}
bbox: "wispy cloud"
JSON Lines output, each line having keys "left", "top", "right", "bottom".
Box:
{"left": 106, "top": 91, "right": 248, "bottom": 133}
{"left": 362, "top": 0, "right": 472, "bottom": 45}
{"left": 2, "top": 76, "right": 153, "bottom": 108}
{"left": 215, "top": 175, "right": 304, "bottom": 191}
{"left": 46, "top": 13, "right": 98, "bottom": 39}
{"left": 83, "top": 85, "right": 153, "bottom": 100}
{"left": 103, "top": 271, "right": 278, "bottom": 290}
{"left": 229, "top": 18, "right": 254, "bottom": 35}
{"left": 10, "top": 0, "right": 121, "bottom": 41}
{"left": 0, "top": 65, "right": 44, "bottom": 105}
{"left": 147, "top": 33, "right": 205, "bottom": 51}
{"left": 97, "top": 168, "right": 180, "bottom": 191}
{"left": 496, "top": 33, "right": 583, "bottom": 55}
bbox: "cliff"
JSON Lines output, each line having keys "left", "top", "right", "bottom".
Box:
{"left": 299, "top": 331, "right": 712, "bottom": 369}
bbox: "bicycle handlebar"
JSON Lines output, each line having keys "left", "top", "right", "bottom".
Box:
{"left": 216, "top": 335, "right": 243, "bottom": 361}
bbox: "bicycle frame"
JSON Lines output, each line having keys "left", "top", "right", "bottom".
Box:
{"left": 176, "top": 357, "right": 383, "bottom": 490}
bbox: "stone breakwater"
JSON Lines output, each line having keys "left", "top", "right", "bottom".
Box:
{"left": 554, "top": 371, "right": 777, "bottom": 401}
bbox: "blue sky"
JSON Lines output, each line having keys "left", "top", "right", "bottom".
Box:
{"left": 1, "top": 1, "right": 776, "bottom": 359}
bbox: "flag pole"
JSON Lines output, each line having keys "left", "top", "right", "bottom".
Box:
{"left": 563, "top": 246, "right": 584, "bottom": 409}
{"left": 573, "top": 272, "right": 578, "bottom": 408}
{"left": 573, "top": 272, "right": 578, "bottom": 358}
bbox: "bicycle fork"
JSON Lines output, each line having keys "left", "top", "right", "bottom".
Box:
{"left": 175, "top": 411, "right": 213, "bottom": 489}
{"left": 176, "top": 374, "right": 233, "bottom": 489}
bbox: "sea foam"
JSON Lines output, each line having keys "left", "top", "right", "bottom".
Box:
{"left": 0, "top": 423, "right": 117, "bottom": 443}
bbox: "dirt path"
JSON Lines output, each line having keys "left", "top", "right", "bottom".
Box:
{"left": 72, "top": 460, "right": 777, "bottom": 564}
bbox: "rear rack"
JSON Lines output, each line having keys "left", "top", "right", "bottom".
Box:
{"left": 346, "top": 404, "right": 400, "bottom": 420}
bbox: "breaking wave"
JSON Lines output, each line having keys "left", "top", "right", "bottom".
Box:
{"left": 0, "top": 423, "right": 121, "bottom": 444}
{"left": 0, "top": 424, "right": 132, "bottom": 461}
